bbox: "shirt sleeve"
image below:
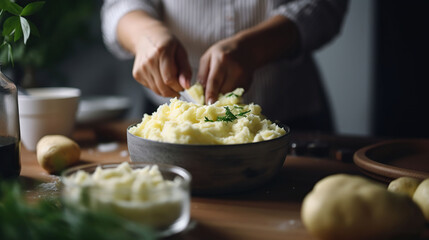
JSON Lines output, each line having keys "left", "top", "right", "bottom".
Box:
{"left": 101, "top": 0, "right": 162, "bottom": 59}
{"left": 270, "top": 0, "right": 349, "bottom": 53}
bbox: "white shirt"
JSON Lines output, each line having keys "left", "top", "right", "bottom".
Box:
{"left": 101, "top": 0, "right": 348, "bottom": 123}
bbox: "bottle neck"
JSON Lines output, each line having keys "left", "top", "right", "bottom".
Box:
{"left": 1, "top": 68, "right": 17, "bottom": 93}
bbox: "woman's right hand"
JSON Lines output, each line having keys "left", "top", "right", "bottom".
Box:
{"left": 118, "top": 11, "right": 192, "bottom": 97}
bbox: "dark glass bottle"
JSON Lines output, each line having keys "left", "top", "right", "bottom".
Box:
{"left": 0, "top": 67, "right": 21, "bottom": 179}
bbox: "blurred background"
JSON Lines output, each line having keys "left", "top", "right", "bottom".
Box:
{"left": 2, "top": 0, "right": 428, "bottom": 138}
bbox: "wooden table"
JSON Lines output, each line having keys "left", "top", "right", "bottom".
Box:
{"left": 18, "top": 121, "right": 428, "bottom": 240}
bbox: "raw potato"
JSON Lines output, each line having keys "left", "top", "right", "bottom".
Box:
{"left": 301, "top": 174, "right": 425, "bottom": 240}
{"left": 36, "top": 135, "right": 81, "bottom": 174}
{"left": 388, "top": 177, "right": 422, "bottom": 197}
{"left": 413, "top": 178, "right": 429, "bottom": 222}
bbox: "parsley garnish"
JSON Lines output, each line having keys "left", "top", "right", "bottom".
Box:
{"left": 204, "top": 117, "right": 214, "bottom": 122}
{"left": 216, "top": 107, "right": 237, "bottom": 122}
{"left": 226, "top": 93, "right": 239, "bottom": 97}
{"left": 237, "top": 110, "right": 251, "bottom": 117}
{"left": 204, "top": 107, "right": 251, "bottom": 123}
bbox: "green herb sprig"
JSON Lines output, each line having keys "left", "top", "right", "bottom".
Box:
{"left": 226, "top": 93, "right": 239, "bottom": 98}
{"left": 204, "top": 106, "right": 251, "bottom": 122}
{"left": 0, "top": 0, "right": 44, "bottom": 65}
{"left": 216, "top": 106, "right": 237, "bottom": 122}
{"left": 204, "top": 116, "right": 214, "bottom": 122}
{"left": 236, "top": 110, "right": 251, "bottom": 117}
{"left": 0, "top": 182, "right": 155, "bottom": 240}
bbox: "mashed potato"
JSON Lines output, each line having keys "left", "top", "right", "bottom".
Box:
{"left": 129, "top": 84, "right": 286, "bottom": 144}
{"left": 63, "top": 162, "right": 187, "bottom": 229}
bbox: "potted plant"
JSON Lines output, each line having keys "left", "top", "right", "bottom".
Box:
{"left": 0, "top": 0, "right": 44, "bottom": 66}
{"left": 1, "top": 0, "right": 96, "bottom": 87}
{"left": 0, "top": 0, "right": 44, "bottom": 178}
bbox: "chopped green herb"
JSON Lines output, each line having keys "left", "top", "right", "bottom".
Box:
{"left": 216, "top": 106, "right": 237, "bottom": 122}
{"left": 213, "top": 107, "right": 236, "bottom": 122}
{"left": 226, "top": 93, "right": 239, "bottom": 98}
{"left": 204, "top": 106, "right": 251, "bottom": 123}
{"left": 216, "top": 116, "right": 232, "bottom": 122}
{"left": 204, "top": 117, "right": 214, "bottom": 122}
{"left": 225, "top": 106, "right": 237, "bottom": 118}
{"left": 204, "top": 106, "right": 250, "bottom": 122}
{"left": 233, "top": 106, "right": 244, "bottom": 110}
{"left": 237, "top": 110, "right": 251, "bottom": 117}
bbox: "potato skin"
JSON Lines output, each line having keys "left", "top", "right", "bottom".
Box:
{"left": 388, "top": 177, "right": 422, "bottom": 197}
{"left": 301, "top": 174, "right": 425, "bottom": 240}
{"left": 413, "top": 179, "right": 429, "bottom": 222}
{"left": 36, "top": 135, "right": 80, "bottom": 174}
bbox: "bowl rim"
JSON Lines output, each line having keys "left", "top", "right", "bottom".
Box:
{"left": 126, "top": 122, "right": 291, "bottom": 148}
{"left": 61, "top": 161, "right": 192, "bottom": 189}
{"left": 18, "top": 87, "right": 81, "bottom": 100}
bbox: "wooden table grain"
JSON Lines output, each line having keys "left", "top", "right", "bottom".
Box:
{"left": 18, "top": 121, "right": 428, "bottom": 240}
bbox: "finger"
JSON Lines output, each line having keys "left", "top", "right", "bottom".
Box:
{"left": 153, "top": 65, "right": 179, "bottom": 97}
{"left": 197, "top": 54, "right": 210, "bottom": 88}
{"left": 144, "top": 69, "right": 162, "bottom": 95}
{"left": 141, "top": 52, "right": 177, "bottom": 97}
{"left": 219, "top": 67, "right": 243, "bottom": 94}
{"left": 219, "top": 74, "right": 236, "bottom": 94}
{"left": 147, "top": 71, "right": 162, "bottom": 95}
{"left": 159, "top": 47, "right": 183, "bottom": 93}
{"left": 133, "top": 60, "right": 160, "bottom": 95}
{"left": 179, "top": 74, "right": 188, "bottom": 90}
{"left": 176, "top": 44, "right": 192, "bottom": 89}
{"left": 205, "top": 59, "right": 225, "bottom": 104}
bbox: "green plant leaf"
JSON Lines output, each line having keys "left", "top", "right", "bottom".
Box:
{"left": 0, "top": 0, "right": 6, "bottom": 9}
{"left": 7, "top": 43, "right": 13, "bottom": 65}
{"left": 0, "top": 0, "right": 45, "bottom": 66}
{"left": 20, "top": 1, "right": 45, "bottom": 16}
{"left": 0, "top": 42, "right": 7, "bottom": 61}
{"left": 2, "top": 1, "right": 23, "bottom": 15}
{"left": 0, "top": 0, "right": 10, "bottom": 12}
{"left": 0, "top": 182, "right": 156, "bottom": 240}
{"left": 0, "top": 0, "right": 9, "bottom": 8}
{"left": 2, "top": 15, "right": 19, "bottom": 36}
{"left": 0, "top": 43, "right": 8, "bottom": 64}
{"left": 19, "top": 16, "right": 30, "bottom": 44}
{"left": 28, "top": 20, "right": 40, "bottom": 37}
{"left": 13, "top": 24, "right": 22, "bottom": 42}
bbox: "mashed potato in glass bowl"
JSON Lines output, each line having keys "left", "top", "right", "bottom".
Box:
{"left": 128, "top": 84, "right": 286, "bottom": 145}
{"left": 62, "top": 162, "right": 191, "bottom": 237}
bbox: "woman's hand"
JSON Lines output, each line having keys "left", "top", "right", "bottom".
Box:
{"left": 132, "top": 30, "right": 191, "bottom": 97}
{"left": 198, "top": 36, "right": 254, "bottom": 104}
{"left": 118, "top": 11, "right": 192, "bottom": 97}
{"left": 198, "top": 15, "right": 300, "bottom": 104}
{"left": 118, "top": 12, "right": 298, "bottom": 102}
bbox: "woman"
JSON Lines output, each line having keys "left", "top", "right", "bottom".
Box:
{"left": 101, "top": 0, "right": 348, "bottom": 132}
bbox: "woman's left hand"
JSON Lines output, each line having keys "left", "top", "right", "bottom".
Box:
{"left": 197, "top": 36, "right": 254, "bottom": 104}
{"left": 197, "top": 15, "right": 300, "bottom": 104}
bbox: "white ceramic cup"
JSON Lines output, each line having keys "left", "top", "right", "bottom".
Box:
{"left": 18, "top": 87, "right": 81, "bottom": 151}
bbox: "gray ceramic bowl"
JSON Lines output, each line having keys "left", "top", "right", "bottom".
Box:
{"left": 127, "top": 124, "right": 290, "bottom": 195}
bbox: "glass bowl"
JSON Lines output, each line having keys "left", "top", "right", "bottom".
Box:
{"left": 61, "top": 162, "right": 191, "bottom": 237}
